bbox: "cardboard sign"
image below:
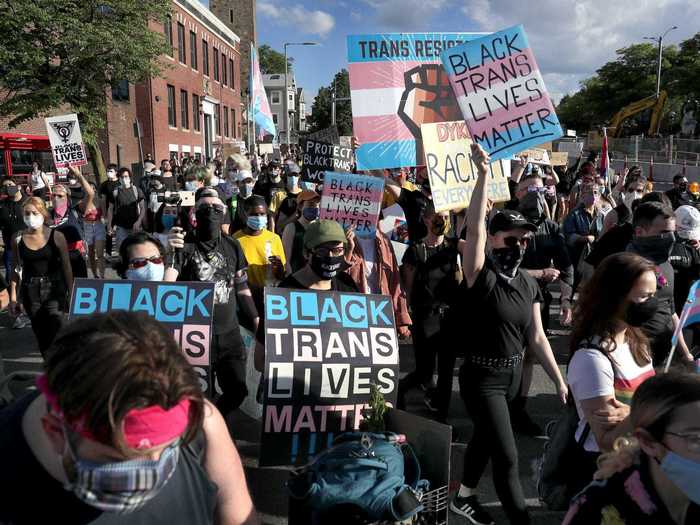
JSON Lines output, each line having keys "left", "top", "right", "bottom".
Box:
{"left": 379, "top": 203, "right": 409, "bottom": 262}
{"left": 69, "top": 279, "right": 215, "bottom": 396}
{"left": 347, "top": 32, "right": 483, "bottom": 170}
{"left": 258, "top": 144, "right": 274, "bottom": 155}
{"left": 307, "top": 125, "right": 340, "bottom": 145}
{"left": 557, "top": 141, "right": 583, "bottom": 156}
{"left": 421, "top": 121, "right": 511, "bottom": 212}
{"left": 45, "top": 113, "right": 88, "bottom": 169}
{"left": 549, "top": 151, "right": 569, "bottom": 166}
{"left": 320, "top": 171, "right": 385, "bottom": 239}
{"left": 522, "top": 148, "right": 551, "bottom": 165}
{"left": 300, "top": 138, "right": 354, "bottom": 185}
{"left": 260, "top": 287, "right": 399, "bottom": 466}
{"left": 441, "top": 25, "right": 563, "bottom": 161}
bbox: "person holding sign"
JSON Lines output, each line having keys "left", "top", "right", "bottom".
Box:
{"left": 281, "top": 190, "right": 321, "bottom": 274}
{"left": 8, "top": 197, "right": 73, "bottom": 356}
{"left": 453, "top": 143, "right": 567, "bottom": 525}
{"left": 0, "top": 311, "right": 258, "bottom": 524}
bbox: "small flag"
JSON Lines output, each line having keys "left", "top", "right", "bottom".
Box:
{"left": 600, "top": 128, "right": 609, "bottom": 181}
{"left": 250, "top": 44, "right": 276, "bottom": 139}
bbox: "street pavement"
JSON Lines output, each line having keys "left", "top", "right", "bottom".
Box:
{"left": 0, "top": 273, "right": 571, "bottom": 525}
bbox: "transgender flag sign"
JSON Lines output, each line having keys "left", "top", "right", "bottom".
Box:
{"left": 347, "top": 33, "right": 482, "bottom": 171}
{"left": 441, "top": 25, "right": 563, "bottom": 162}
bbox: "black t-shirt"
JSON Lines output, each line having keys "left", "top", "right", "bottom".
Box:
{"left": 0, "top": 199, "right": 25, "bottom": 245}
{"left": 457, "top": 260, "right": 543, "bottom": 358}
{"left": 160, "top": 174, "right": 178, "bottom": 191}
{"left": 99, "top": 180, "right": 119, "bottom": 206}
{"left": 112, "top": 186, "right": 145, "bottom": 229}
{"left": 174, "top": 235, "right": 247, "bottom": 335}
{"left": 0, "top": 392, "right": 217, "bottom": 525}
{"left": 402, "top": 238, "right": 461, "bottom": 314}
{"left": 670, "top": 240, "right": 700, "bottom": 316}
{"left": 397, "top": 188, "right": 430, "bottom": 243}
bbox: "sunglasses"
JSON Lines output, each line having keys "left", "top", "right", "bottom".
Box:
{"left": 314, "top": 246, "right": 345, "bottom": 257}
{"left": 128, "top": 256, "right": 163, "bottom": 269}
{"left": 503, "top": 236, "right": 531, "bottom": 248}
{"left": 54, "top": 194, "right": 67, "bottom": 200}
{"left": 197, "top": 204, "right": 225, "bottom": 213}
{"left": 527, "top": 186, "right": 547, "bottom": 194}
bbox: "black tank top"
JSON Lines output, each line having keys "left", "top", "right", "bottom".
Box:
{"left": 18, "top": 229, "right": 63, "bottom": 282}
{"left": 0, "top": 392, "right": 218, "bottom": 524}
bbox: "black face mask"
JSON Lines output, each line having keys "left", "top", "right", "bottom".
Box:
{"left": 518, "top": 192, "right": 546, "bottom": 223}
{"left": 195, "top": 206, "right": 224, "bottom": 242}
{"left": 490, "top": 244, "right": 525, "bottom": 278}
{"left": 310, "top": 254, "right": 344, "bottom": 279}
{"left": 679, "top": 182, "right": 688, "bottom": 192}
{"left": 6, "top": 186, "right": 19, "bottom": 197}
{"left": 624, "top": 296, "right": 660, "bottom": 327}
{"left": 631, "top": 232, "right": 675, "bottom": 264}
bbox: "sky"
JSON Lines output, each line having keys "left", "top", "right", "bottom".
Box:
{"left": 207, "top": 0, "right": 700, "bottom": 113}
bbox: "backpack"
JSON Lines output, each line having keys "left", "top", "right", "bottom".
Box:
{"left": 287, "top": 432, "right": 429, "bottom": 522}
{"left": 113, "top": 185, "right": 142, "bottom": 218}
{"left": 537, "top": 340, "right": 614, "bottom": 510}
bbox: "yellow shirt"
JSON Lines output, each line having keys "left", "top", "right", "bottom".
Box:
{"left": 382, "top": 180, "right": 418, "bottom": 208}
{"left": 233, "top": 229, "right": 286, "bottom": 288}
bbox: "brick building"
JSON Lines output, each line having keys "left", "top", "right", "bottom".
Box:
{"left": 209, "top": 0, "right": 256, "bottom": 95}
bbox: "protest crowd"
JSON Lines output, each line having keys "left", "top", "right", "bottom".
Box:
{"left": 1, "top": 25, "right": 700, "bottom": 525}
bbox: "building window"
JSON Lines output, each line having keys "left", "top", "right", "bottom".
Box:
{"left": 177, "top": 23, "right": 186, "bottom": 64}
{"left": 229, "top": 58, "right": 235, "bottom": 90}
{"left": 167, "top": 85, "right": 176, "bottom": 127}
{"left": 271, "top": 91, "right": 280, "bottom": 105}
{"left": 229, "top": 9, "right": 234, "bottom": 23}
{"left": 289, "top": 93, "right": 293, "bottom": 102}
{"left": 111, "top": 80, "right": 129, "bottom": 102}
{"left": 192, "top": 93, "right": 200, "bottom": 131}
{"left": 189, "top": 31, "right": 198, "bottom": 70}
{"left": 223, "top": 105, "right": 229, "bottom": 137}
{"left": 231, "top": 108, "right": 236, "bottom": 138}
{"left": 214, "top": 104, "right": 221, "bottom": 136}
{"left": 222, "top": 56, "right": 228, "bottom": 87}
{"left": 272, "top": 113, "right": 278, "bottom": 125}
{"left": 180, "top": 89, "right": 189, "bottom": 129}
{"left": 213, "top": 48, "right": 220, "bottom": 81}
{"left": 164, "top": 16, "right": 173, "bottom": 56}
{"left": 202, "top": 40, "right": 209, "bottom": 76}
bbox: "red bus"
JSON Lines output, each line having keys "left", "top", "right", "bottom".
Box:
{"left": 0, "top": 132, "right": 57, "bottom": 188}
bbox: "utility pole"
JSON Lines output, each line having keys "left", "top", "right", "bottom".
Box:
{"left": 644, "top": 26, "right": 678, "bottom": 99}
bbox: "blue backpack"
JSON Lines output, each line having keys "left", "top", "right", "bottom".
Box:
{"left": 287, "top": 432, "right": 429, "bottom": 522}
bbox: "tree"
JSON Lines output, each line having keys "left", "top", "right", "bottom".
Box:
{"left": 308, "top": 69, "right": 352, "bottom": 136}
{"left": 0, "top": 0, "right": 171, "bottom": 181}
{"left": 258, "top": 44, "right": 293, "bottom": 75}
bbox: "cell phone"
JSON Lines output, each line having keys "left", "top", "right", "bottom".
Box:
{"left": 178, "top": 191, "right": 195, "bottom": 207}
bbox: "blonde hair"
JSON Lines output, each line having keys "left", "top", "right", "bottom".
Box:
{"left": 23, "top": 196, "right": 50, "bottom": 223}
{"left": 229, "top": 153, "right": 251, "bottom": 171}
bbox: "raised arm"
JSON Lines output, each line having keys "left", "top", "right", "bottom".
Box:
{"left": 70, "top": 167, "right": 95, "bottom": 211}
{"left": 461, "top": 143, "right": 490, "bottom": 287}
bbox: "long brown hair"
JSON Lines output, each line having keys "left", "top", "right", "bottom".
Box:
{"left": 571, "top": 252, "right": 653, "bottom": 365}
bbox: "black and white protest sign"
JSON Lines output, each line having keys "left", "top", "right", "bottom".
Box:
{"left": 45, "top": 113, "right": 88, "bottom": 169}
{"left": 300, "top": 138, "right": 354, "bottom": 185}
{"left": 260, "top": 287, "right": 400, "bottom": 466}
{"left": 307, "top": 125, "right": 340, "bottom": 145}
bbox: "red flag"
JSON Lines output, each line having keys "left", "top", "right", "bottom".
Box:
{"left": 600, "top": 129, "right": 609, "bottom": 180}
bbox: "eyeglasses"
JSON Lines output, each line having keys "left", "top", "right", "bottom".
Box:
{"left": 503, "top": 236, "right": 531, "bottom": 248}
{"left": 314, "top": 246, "right": 345, "bottom": 257}
{"left": 666, "top": 431, "right": 700, "bottom": 452}
{"left": 527, "top": 186, "right": 547, "bottom": 194}
{"left": 196, "top": 204, "right": 225, "bottom": 213}
{"left": 128, "top": 256, "right": 163, "bottom": 269}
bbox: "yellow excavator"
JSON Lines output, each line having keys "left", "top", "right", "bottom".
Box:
{"left": 608, "top": 90, "right": 668, "bottom": 137}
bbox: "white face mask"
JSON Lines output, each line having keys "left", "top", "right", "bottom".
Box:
{"left": 24, "top": 214, "right": 44, "bottom": 230}
{"left": 120, "top": 177, "right": 131, "bottom": 188}
{"left": 107, "top": 169, "right": 117, "bottom": 180}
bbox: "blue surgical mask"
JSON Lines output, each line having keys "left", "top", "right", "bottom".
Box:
{"left": 125, "top": 262, "right": 165, "bottom": 282}
{"left": 184, "top": 181, "right": 198, "bottom": 192}
{"left": 661, "top": 450, "right": 700, "bottom": 504}
{"left": 240, "top": 182, "right": 254, "bottom": 199}
{"left": 287, "top": 176, "right": 299, "bottom": 190}
{"left": 246, "top": 215, "right": 268, "bottom": 231}
{"left": 302, "top": 207, "right": 319, "bottom": 221}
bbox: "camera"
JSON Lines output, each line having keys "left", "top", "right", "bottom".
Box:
{"left": 155, "top": 191, "right": 182, "bottom": 205}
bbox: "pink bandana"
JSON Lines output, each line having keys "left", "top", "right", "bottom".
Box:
{"left": 36, "top": 374, "right": 191, "bottom": 449}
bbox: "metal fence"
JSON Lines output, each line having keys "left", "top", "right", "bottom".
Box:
{"left": 583, "top": 135, "right": 700, "bottom": 165}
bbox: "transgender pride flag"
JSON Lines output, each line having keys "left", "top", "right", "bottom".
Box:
{"left": 250, "top": 44, "right": 276, "bottom": 139}
{"left": 347, "top": 33, "right": 482, "bottom": 171}
{"left": 667, "top": 279, "right": 700, "bottom": 371}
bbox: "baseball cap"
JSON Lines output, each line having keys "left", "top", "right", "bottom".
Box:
{"left": 297, "top": 190, "right": 320, "bottom": 204}
{"left": 304, "top": 220, "right": 347, "bottom": 250}
{"left": 488, "top": 209, "right": 538, "bottom": 235}
{"left": 286, "top": 163, "right": 301, "bottom": 174}
{"left": 675, "top": 205, "right": 700, "bottom": 240}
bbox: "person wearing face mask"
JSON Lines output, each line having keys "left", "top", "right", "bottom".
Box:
{"left": 564, "top": 182, "right": 603, "bottom": 292}
{"left": 564, "top": 372, "right": 700, "bottom": 525}
{"left": 233, "top": 196, "right": 285, "bottom": 313}
{"left": 107, "top": 168, "right": 145, "bottom": 251}
{"left": 628, "top": 202, "right": 692, "bottom": 366}
{"left": 384, "top": 166, "right": 432, "bottom": 244}
{"left": 281, "top": 190, "right": 321, "bottom": 274}
{"left": 29, "top": 161, "right": 50, "bottom": 199}
{"left": 8, "top": 197, "right": 72, "bottom": 355}
{"left": 451, "top": 144, "right": 567, "bottom": 525}
{"left": 0, "top": 178, "right": 26, "bottom": 280}
{"left": 0, "top": 311, "right": 259, "bottom": 524}
{"left": 226, "top": 167, "right": 257, "bottom": 234}
{"left": 117, "top": 232, "right": 168, "bottom": 282}
{"left": 602, "top": 171, "right": 647, "bottom": 236}
{"left": 273, "top": 163, "right": 304, "bottom": 235}
{"left": 254, "top": 159, "right": 284, "bottom": 207}
{"left": 666, "top": 175, "right": 697, "bottom": 211}
{"left": 167, "top": 189, "right": 260, "bottom": 415}
{"left": 671, "top": 207, "right": 700, "bottom": 324}
{"left": 99, "top": 163, "right": 119, "bottom": 258}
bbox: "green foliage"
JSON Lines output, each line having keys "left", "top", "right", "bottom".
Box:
{"left": 308, "top": 69, "right": 352, "bottom": 136}
{"left": 258, "top": 44, "right": 293, "bottom": 75}
{"left": 556, "top": 35, "right": 700, "bottom": 134}
{"left": 0, "top": 0, "right": 171, "bottom": 149}
{"left": 361, "top": 384, "right": 388, "bottom": 433}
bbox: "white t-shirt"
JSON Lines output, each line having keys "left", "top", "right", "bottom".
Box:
{"left": 31, "top": 171, "right": 46, "bottom": 190}
{"left": 568, "top": 339, "right": 655, "bottom": 452}
{"left": 357, "top": 237, "right": 380, "bottom": 295}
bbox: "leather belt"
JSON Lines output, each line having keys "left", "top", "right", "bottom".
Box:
{"left": 467, "top": 353, "right": 523, "bottom": 368}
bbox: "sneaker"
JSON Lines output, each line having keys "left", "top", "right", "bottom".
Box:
{"left": 450, "top": 495, "right": 495, "bottom": 525}
{"left": 12, "top": 314, "right": 30, "bottom": 329}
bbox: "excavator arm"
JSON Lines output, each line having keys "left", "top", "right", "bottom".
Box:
{"left": 608, "top": 90, "right": 668, "bottom": 137}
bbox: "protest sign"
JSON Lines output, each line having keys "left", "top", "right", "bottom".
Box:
{"left": 557, "top": 141, "right": 583, "bottom": 157}
{"left": 441, "top": 25, "right": 563, "bottom": 162}
{"left": 320, "top": 171, "right": 385, "bottom": 239}
{"left": 347, "top": 32, "right": 483, "bottom": 170}
{"left": 69, "top": 279, "right": 215, "bottom": 395}
{"left": 239, "top": 326, "right": 263, "bottom": 420}
{"left": 421, "top": 121, "right": 511, "bottom": 212}
{"left": 549, "top": 151, "right": 569, "bottom": 166}
{"left": 522, "top": 148, "right": 551, "bottom": 165}
{"left": 379, "top": 203, "right": 409, "bottom": 263}
{"left": 300, "top": 138, "right": 354, "bottom": 185}
{"left": 45, "top": 113, "right": 88, "bottom": 169}
{"left": 258, "top": 143, "right": 274, "bottom": 155}
{"left": 260, "top": 287, "right": 400, "bottom": 466}
{"left": 307, "top": 125, "right": 340, "bottom": 145}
